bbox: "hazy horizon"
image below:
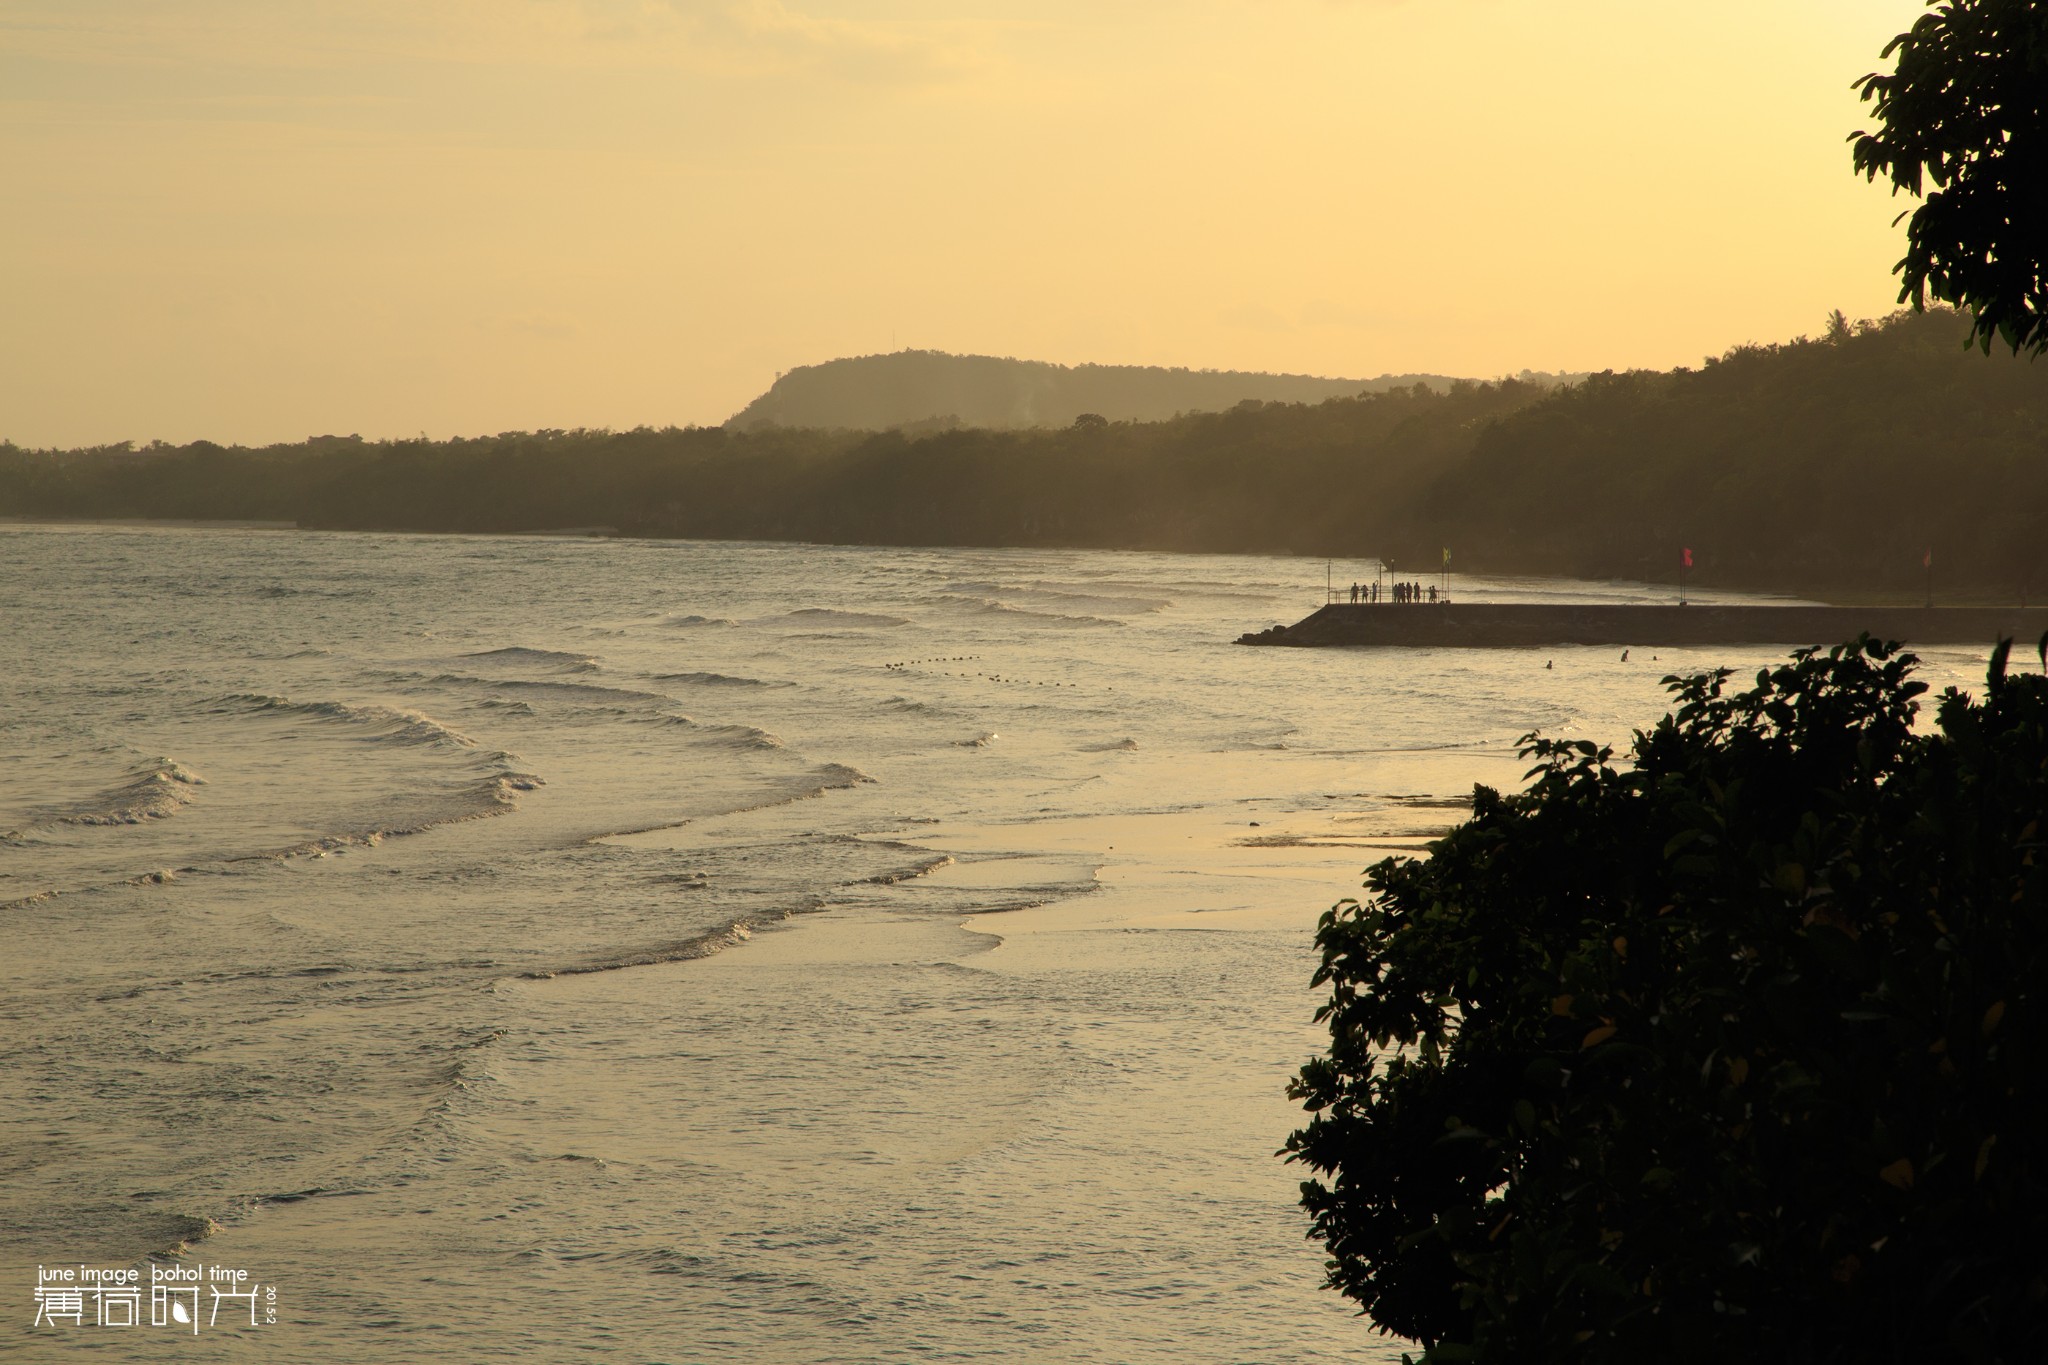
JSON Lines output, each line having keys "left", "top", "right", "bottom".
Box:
{"left": 3, "top": 0, "right": 1925, "bottom": 448}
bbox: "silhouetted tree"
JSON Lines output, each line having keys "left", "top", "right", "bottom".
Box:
{"left": 1853, "top": 0, "right": 2048, "bottom": 355}
{"left": 1287, "top": 641, "right": 2048, "bottom": 1363}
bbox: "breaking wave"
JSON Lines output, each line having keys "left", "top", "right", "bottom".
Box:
{"left": 857, "top": 853, "right": 955, "bottom": 885}
{"left": 216, "top": 694, "right": 480, "bottom": 748}
{"left": 223, "top": 763, "right": 545, "bottom": 869}
{"left": 27, "top": 759, "right": 206, "bottom": 829}
{"left": 519, "top": 899, "right": 836, "bottom": 979}
{"left": 688, "top": 723, "right": 788, "bottom": 751}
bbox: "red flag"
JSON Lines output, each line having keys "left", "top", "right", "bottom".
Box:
{"left": 1924, "top": 549, "right": 1933, "bottom": 569}
{"left": 1682, "top": 547, "right": 1693, "bottom": 569}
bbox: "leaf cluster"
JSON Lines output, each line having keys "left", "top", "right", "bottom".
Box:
{"left": 1286, "top": 637, "right": 2048, "bottom": 1363}
{"left": 1853, "top": 1, "right": 2048, "bottom": 356}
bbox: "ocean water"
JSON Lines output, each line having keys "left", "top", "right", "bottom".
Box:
{"left": 0, "top": 526, "right": 1996, "bottom": 1362}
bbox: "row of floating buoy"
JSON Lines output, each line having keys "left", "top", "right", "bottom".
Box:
{"left": 883, "top": 658, "right": 1104, "bottom": 688}
{"left": 884, "top": 657, "right": 1080, "bottom": 686}
{"left": 918, "top": 672, "right": 1080, "bottom": 686}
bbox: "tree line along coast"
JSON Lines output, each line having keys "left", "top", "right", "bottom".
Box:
{"left": 5, "top": 308, "right": 2043, "bottom": 602}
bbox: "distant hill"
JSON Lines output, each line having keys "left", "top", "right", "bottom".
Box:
{"left": 725, "top": 350, "right": 1526, "bottom": 431}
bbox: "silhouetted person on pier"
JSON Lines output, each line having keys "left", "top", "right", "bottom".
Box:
{"left": 1428, "top": 585, "right": 1438, "bottom": 603}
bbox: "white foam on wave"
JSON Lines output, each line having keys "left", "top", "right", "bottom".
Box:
{"left": 28, "top": 759, "right": 207, "bottom": 828}
{"left": 228, "top": 762, "right": 546, "bottom": 868}
{"left": 857, "top": 853, "right": 954, "bottom": 885}
{"left": 60, "top": 694, "right": 549, "bottom": 872}
{"left": 690, "top": 722, "right": 785, "bottom": 750}
{"left": 518, "top": 907, "right": 802, "bottom": 979}
{"left": 6, "top": 758, "right": 205, "bottom": 841}
{"left": 2, "top": 753, "right": 545, "bottom": 915}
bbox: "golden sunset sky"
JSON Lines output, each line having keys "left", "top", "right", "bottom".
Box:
{"left": 2, "top": 0, "right": 1929, "bottom": 447}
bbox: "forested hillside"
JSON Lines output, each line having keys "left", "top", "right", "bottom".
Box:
{"left": 5, "top": 310, "right": 2042, "bottom": 599}
{"left": 1428, "top": 310, "right": 2048, "bottom": 597}
{"left": 724, "top": 349, "right": 1476, "bottom": 429}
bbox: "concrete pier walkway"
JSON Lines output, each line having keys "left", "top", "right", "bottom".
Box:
{"left": 1237, "top": 603, "right": 2048, "bottom": 649}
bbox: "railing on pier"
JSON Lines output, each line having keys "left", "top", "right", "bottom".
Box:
{"left": 1324, "top": 588, "right": 1452, "bottom": 605}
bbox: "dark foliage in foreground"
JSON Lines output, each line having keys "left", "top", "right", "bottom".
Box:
{"left": 1285, "top": 638, "right": 2048, "bottom": 1363}
{"left": 2, "top": 310, "right": 2042, "bottom": 597}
